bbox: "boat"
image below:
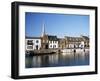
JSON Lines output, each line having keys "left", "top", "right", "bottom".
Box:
{"left": 26, "top": 50, "right": 56, "bottom": 56}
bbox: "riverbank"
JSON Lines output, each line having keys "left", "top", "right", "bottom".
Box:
{"left": 26, "top": 48, "right": 89, "bottom": 56}
{"left": 61, "top": 48, "right": 89, "bottom": 53}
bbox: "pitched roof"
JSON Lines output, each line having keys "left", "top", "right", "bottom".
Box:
{"left": 26, "top": 36, "right": 41, "bottom": 39}
{"left": 47, "top": 35, "right": 58, "bottom": 41}
{"left": 81, "top": 36, "right": 89, "bottom": 40}
{"left": 64, "top": 36, "right": 89, "bottom": 42}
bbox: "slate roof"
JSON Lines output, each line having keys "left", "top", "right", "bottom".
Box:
{"left": 47, "top": 35, "right": 58, "bottom": 41}
{"left": 64, "top": 35, "right": 89, "bottom": 42}
{"left": 81, "top": 36, "right": 89, "bottom": 40}
{"left": 26, "top": 36, "right": 41, "bottom": 39}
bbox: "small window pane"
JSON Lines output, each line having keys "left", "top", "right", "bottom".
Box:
{"left": 36, "top": 40, "right": 39, "bottom": 43}
{"left": 27, "top": 40, "right": 33, "bottom": 45}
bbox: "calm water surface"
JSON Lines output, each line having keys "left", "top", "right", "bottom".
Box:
{"left": 25, "top": 51, "right": 89, "bottom": 68}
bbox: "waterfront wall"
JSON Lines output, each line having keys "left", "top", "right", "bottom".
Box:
{"left": 61, "top": 48, "right": 89, "bottom": 53}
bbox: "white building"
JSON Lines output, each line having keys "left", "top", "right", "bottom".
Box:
{"left": 48, "top": 35, "right": 58, "bottom": 49}
{"left": 25, "top": 37, "right": 41, "bottom": 51}
{"left": 49, "top": 41, "right": 58, "bottom": 49}
{"left": 80, "top": 41, "right": 85, "bottom": 48}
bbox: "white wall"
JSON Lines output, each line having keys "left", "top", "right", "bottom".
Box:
{"left": 0, "top": 0, "right": 99, "bottom": 81}
{"left": 49, "top": 41, "right": 58, "bottom": 48}
{"left": 26, "top": 39, "right": 41, "bottom": 50}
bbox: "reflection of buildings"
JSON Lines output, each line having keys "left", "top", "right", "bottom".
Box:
{"left": 25, "top": 22, "right": 89, "bottom": 51}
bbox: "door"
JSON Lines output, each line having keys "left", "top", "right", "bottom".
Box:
{"left": 45, "top": 44, "right": 48, "bottom": 49}
{"left": 36, "top": 45, "right": 38, "bottom": 50}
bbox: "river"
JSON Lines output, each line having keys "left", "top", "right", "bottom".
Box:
{"left": 25, "top": 51, "right": 89, "bottom": 68}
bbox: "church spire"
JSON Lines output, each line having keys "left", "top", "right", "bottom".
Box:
{"left": 41, "top": 21, "right": 46, "bottom": 37}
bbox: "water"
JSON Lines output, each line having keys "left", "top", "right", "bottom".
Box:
{"left": 25, "top": 51, "right": 89, "bottom": 68}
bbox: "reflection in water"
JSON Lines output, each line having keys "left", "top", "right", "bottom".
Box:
{"left": 25, "top": 51, "right": 89, "bottom": 68}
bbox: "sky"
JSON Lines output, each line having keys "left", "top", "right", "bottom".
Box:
{"left": 25, "top": 12, "right": 89, "bottom": 38}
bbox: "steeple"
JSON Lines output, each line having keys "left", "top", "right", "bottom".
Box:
{"left": 41, "top": 21, "right": 46, "bottom": 37}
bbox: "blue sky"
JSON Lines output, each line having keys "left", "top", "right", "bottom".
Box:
{"left": 25, "top": 12, "right": 89, "bottom": 38}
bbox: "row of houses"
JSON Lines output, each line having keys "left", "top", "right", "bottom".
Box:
{"left": 25, "top": 35, "right": 89, "bottom": 51}
{"left": 25, "top": 22, "right": 89, "bottom": 51}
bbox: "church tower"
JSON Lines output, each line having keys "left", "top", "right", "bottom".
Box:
{"left": 41, "top": 21, "right": 46, "bottom": 37}
{"left": 41, "top": 21, "right": 49, "bottom": 49}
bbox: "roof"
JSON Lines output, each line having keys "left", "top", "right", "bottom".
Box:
{"left": 26, "top": 36, "right": 41, "bottom": 39}
{"left": 81, "top": 36, "right": 89, "bottom": 40}
{"left": 47, "top": 35, "right": 58, "bottom": 41}
{"left": 65, "top": 36, "right": 81, "bottom": 41}
{"left": 64, "top": 36, "right": 89, "bottom": 42}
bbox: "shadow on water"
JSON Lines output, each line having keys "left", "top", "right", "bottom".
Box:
{"left": 25, "top": 51, "right": 89, "bottom": 68}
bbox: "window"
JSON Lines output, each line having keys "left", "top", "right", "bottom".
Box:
{"left": 49, "top": 41, "right": 52, "bottom": 43}
{"left": 46, "top": 40, "right": 48, "bottom": 43}
{"left": 36, "top": 40, "right": 39, "bottom": 43}
{"left": 50, "top": 45, "right": 52, "bottom": 48}
{"left": 43, "top": 40, "right": 45, "bottom": 43}
{"left": 27, "top": 46, "right": 33, "bottom": 49}
{"left": 27, "top": 40, "right": 33, "bottom": 45}
{"left": 55, "top": 41, "right": 57, "bottom": 43}
{"left": 53, "top": 45, "right": 56, "bottom": 48}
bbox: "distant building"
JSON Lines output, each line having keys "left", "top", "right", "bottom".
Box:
{"left": 64, "top": 36, "right": 82, "bottom": 48}
{"left": 41, "top": 34, "right": 49, "bottom": 49}
{"left": 48, "top": 35, "right": 58, "bottom": 49}
{"left": 64, "top": 35, "right": 89, "bottom": 49}
{"left": 25, "top": 37, "right": 41, "bottom": 51}
{"left": 58, "top": 38, "right": 66, "bottom": 49}
{"left": 41, "top": 35, "right": 58, "bottom": 49}
{"left": 81, "top": 35, "right": 89, "bottom": 48}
